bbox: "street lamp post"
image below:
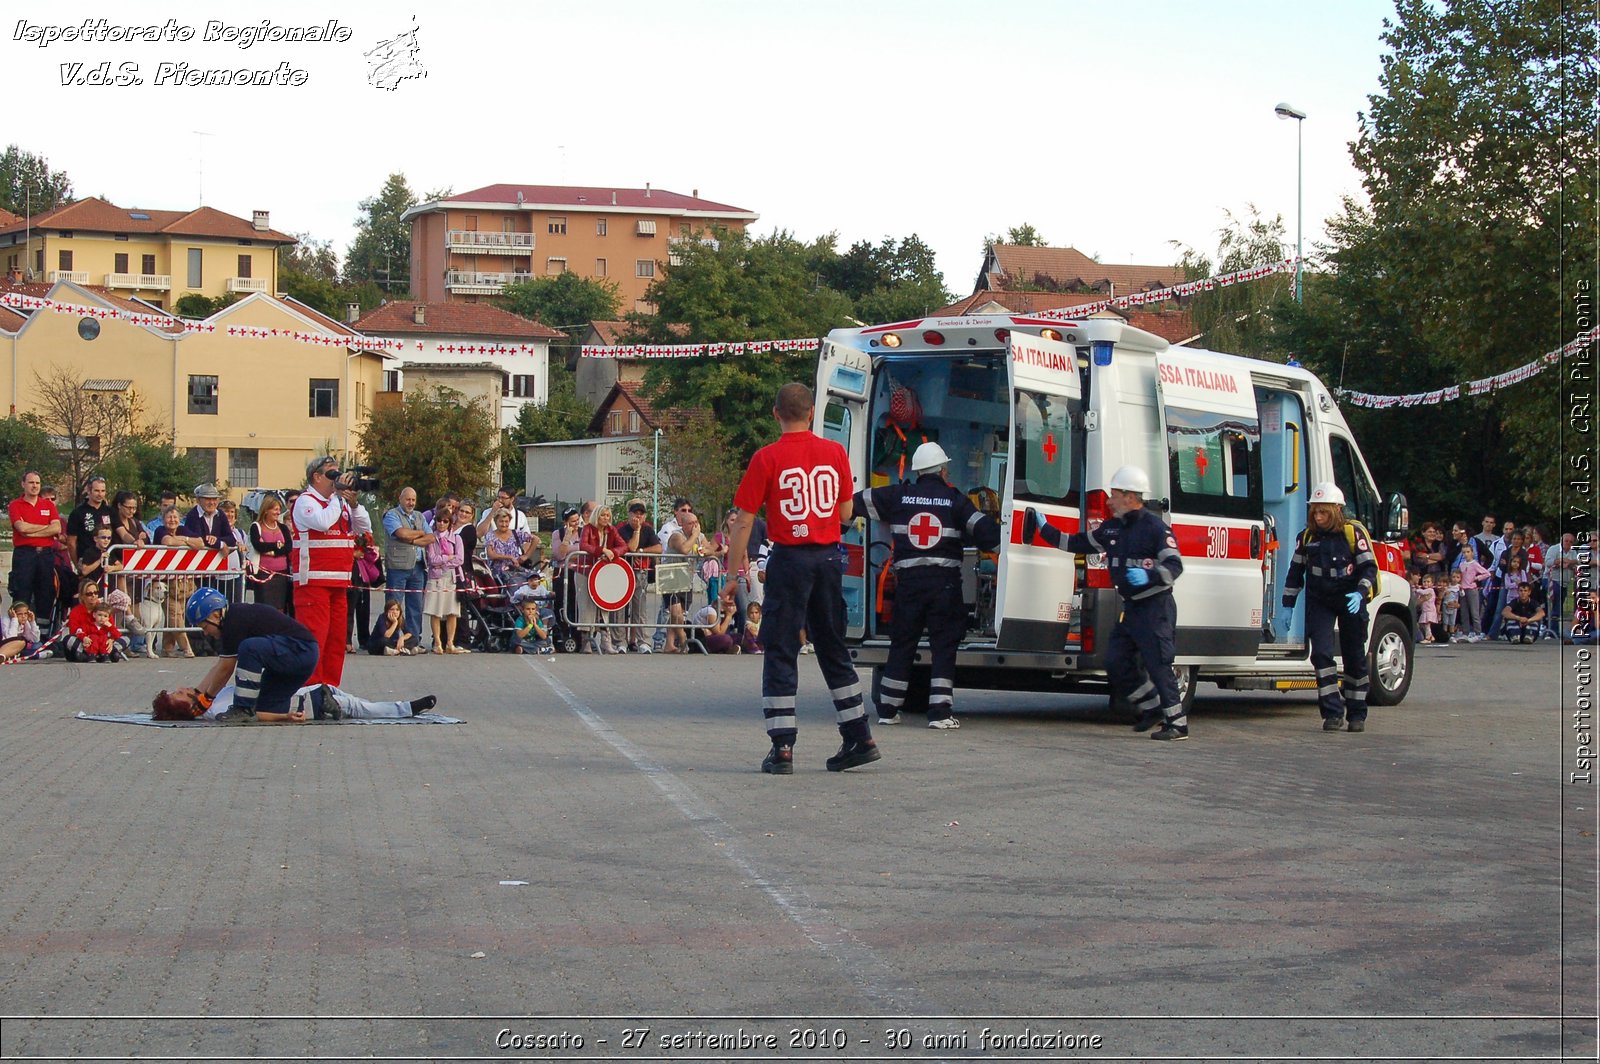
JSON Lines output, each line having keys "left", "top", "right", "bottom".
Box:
{"left": 1274, "top": 101, "right": 1307, "bottom": 303}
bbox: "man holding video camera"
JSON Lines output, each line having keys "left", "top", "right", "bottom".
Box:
{"left": 291, "top": 456, "right": 374, "bottom": 688}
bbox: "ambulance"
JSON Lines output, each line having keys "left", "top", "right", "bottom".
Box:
{"left": 815, "top": 313, "right": 1414, "bottom": 717}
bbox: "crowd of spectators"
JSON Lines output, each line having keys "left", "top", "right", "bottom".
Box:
{"left": 1403, "top": 514, "right": 1592, "bottom": 645}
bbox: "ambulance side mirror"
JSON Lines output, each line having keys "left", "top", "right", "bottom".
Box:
{"left": 1381, "top": 493, "right": 1409, "bottom": 541}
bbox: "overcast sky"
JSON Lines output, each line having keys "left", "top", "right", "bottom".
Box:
{"left": 9, "top": 0, "right": 1398, "bottom": 300}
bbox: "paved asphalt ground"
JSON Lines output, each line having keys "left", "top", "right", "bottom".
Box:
{"left": 0, "top": 637, "right": 1594, "bottom": 1063}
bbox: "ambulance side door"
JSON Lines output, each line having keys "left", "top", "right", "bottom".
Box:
{"left": 997, "top": 333, "right": 1084, "bottom": 653}
{"left": 817, "top": 340, "right": 872, "bottom": 638}
{"left": 1155, "top": 350, "right": 1265, "bottom": 662}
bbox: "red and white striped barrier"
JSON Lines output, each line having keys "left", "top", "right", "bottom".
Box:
{"left": 117, "top": 546, "right": 240, "bottom": 574}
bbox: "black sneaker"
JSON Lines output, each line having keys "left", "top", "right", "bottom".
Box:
{"left": 761, "top": 745, "right": 794, "bottom": 775}
{"left": 314, "top": 684, "right": 345, "bottom": 721}
{"left": 1323, "top": 716, "right": 1345, "bottom": 731}
{"left": 1347, "top": 719, "right": 1366, "bottom": 733}
{"left": 214, "top": 705, "right": 257, "bottom": 725}
{"left": 1133, "top": 708, "right": 1164, "bottom": 733}
{"left": 410, "top": 695, "right": 438, "bottom": 716}
{"left": 825, "top": 738, "right": 881, "bottom": 771}
{"left": 1150, "top": 723, "right": 1188, "bottom": 741}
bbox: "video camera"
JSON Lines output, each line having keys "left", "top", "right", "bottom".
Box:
{"left": 347, "top": 465, "right": 381, "bottom": 492}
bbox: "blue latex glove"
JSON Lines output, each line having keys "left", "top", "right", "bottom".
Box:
{"left": 1345, "top": 591, "right": 1363, "bottom": 614}
{"left": 1126, "top": 567, "right": 1150, "bottom": 588}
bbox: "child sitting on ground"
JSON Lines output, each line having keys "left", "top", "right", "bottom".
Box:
{"left": 82, "top": 602, "right": 129, "bottom": 662}
{"left": 739, "top": 601, "right": 764, "bottom": 655}
{"left": 368, "top": 600, "right": 419, "bottom": 656}
{"left": 691, "top": 597, "right": 740, "bottom": 654}
{"left": 0, "top": 600, "right": 47, "bottom": 661}
{"left": 512, "top": 600, "right": 554, "bottom": 655}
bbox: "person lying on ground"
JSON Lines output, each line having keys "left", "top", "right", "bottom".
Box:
{"left": 152, "top": 681, "right": 438, "bottom": 722}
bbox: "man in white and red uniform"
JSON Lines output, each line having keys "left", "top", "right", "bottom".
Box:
{"left": 726, "top": 382, "right": 878, "bottom": 775}
{"left": 290, "top": 456, "right": 370, "bottom": 687}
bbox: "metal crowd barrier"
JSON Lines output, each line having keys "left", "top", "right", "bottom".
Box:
{"left": 552, "top": 549, "right": 719, "bottom": 641}
{"left": 105, "top": 543, "right": 248, "bottom": 648}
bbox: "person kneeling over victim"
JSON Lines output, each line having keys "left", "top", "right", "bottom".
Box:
{"left": 159, "top": 587, "right": 324, "bottom": 724}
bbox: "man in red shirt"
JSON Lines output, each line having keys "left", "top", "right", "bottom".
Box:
{"left": 726, "top": 382, "right": 879, "bottom": 774}
{"left": 8, "top": 471, "right": 62, "bottom": 633}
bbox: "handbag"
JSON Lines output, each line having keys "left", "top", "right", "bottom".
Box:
{"left": 354, "top": 548, "right": 382, "bottom": 586}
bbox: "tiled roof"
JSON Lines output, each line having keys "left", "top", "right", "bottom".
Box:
{"left": 439, "top": 184, "right": 756, "bottom": 217}
{"left": 981, "top": 244, "right": 1185, "bottom": 295}
{"left": 931, "top": 289, "right": 1196, "bottom": 345}
{"left": 587, "top": 380, "right": 706, "bottom": 436}
{"left": 0, "top": 197, "right": 295, "bottom": 243}
{"left": 0, "top": 208, "right": 18, "bottom": 227}
{"left": 355, "top": 301, "right": 564, "bottom": 340}
{"left": 82, "top": 379, "right": 133, "bottom": 391}
{"left": 0, "top": 277, "right": 188, "bottom": 335}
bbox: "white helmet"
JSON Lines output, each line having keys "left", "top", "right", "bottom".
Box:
{"left": 1108, "top": 465, "right": 1151, "bottom": 494}
{"left": 1309, "top": 482, "right": 1346, "bottom": 506}
{"left": 910, "top": 442, "right": 950, "bottom": 473}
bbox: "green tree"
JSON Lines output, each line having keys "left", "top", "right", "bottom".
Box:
{"left": 281, "top": 232, "right": 340, "bottom": 282}
{"left": 29, "top": 367, "right": 164, "bottom": 492}
{"left": 173, "top": 292, "right": 241, "bottom": 319}
{"left": 0, "top": 415, "right": 63, "bottom": 499}
{"left": 96, "top": 440, "right": 209, "bottom": 515}
{"left": 983, "top": 223, "right": 1048, "bottom": 250}
{"left": 618, "top": 411, "right": 744, "bottom": 522}
{"left": 1310, "top": 0, "right": 1597, "bottom": 518}
{"left": 502, "top": 272, "right": 621, "bottom": 364}
{"left": 818, "top": 234, "right": 952, "bottom": 323}
{"left": 356, "top": 384, "right": 499, "bottom": 504}
{"left": 631, "top": 227, "right": 854, "bottom": 461}
{"left": 345, "top": 173, "right": 418, "bottom": 294}
{"left": 1172, "top": 206, "right": 1294, "bottom": 360}
{"left": 0, "top": 145, "right": 72, "bottom": 218}
{"left": 499, "top": 362, "right": 594, "bottom": 487}
{"left": 279, "top": 270, "right": 344, "bottom": 319}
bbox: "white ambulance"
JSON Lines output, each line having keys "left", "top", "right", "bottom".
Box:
{"left": 815, "top": 313, "right": 1414, "bottom": 718}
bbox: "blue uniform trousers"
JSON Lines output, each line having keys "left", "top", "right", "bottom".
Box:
{"left": 234, "top": 634, "right": 320, "bottom": 713}
{"left": 1106, "top": 594, "right": 1183, "bottom": 725}
{"left": 878, "top": 569, "right": 965, "bottom": 722}
{"left": 760, "top": 544, "right": 868, "bottom": 745}
{"left": 1304, "top": 598, "right": 1370, "bottom": 723}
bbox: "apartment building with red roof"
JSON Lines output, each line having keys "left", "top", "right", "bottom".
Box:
{"left": 976, "top": 243, "right": 1185, "bottom": 298}
{"left": 403, "top": 183, "right": 758, "bottom": 312}
{"left": 0, "top": 198, "right": 295, "bottom": 310}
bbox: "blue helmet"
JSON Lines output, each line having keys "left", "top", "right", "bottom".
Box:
{"left": 184, "top": 586, "right": 229, "bottom": 629}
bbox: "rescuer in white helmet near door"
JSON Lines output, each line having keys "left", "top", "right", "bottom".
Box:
{"left": 854, "top": 442, "right": 1001, "bottom": 729}
{"left": 1281, "top": 482, "right": 1379, "bottom": 732}
{"left": 1024, "top": 465, "right": 1188, "bottom": 740}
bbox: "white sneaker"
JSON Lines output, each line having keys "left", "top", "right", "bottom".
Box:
{"left": 927, "top": 717, "right": 961, "bottom": 730}
{"left": 877, "top": 713, "right": 903, "bottom": 725}
{"left": 632, "top": 643, "right": 652, "bottom": 654}
{"left": 799, "top": 644, "right": 815, "bottom": 655}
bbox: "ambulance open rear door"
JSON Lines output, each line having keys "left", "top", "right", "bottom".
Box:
{"left": 817, "top": 339, "right": 873, "bottom": 639}
{"left": 1154, "top": 348, "right": 1266, "bottom": 663}
{"left": 996, "top": 332, "right": 1084, "bottom": 653}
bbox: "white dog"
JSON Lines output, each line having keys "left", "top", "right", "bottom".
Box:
{"left": 131, "top": 579, "right": 168, "bottom": 658}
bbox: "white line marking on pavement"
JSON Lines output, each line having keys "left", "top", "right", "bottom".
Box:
{"left": 527, "top": 659, "right": 929, "bottom": 1015}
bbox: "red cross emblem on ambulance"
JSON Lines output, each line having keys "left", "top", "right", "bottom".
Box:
{"left": 906, "top": 511, "right": 945, "bottom": 550}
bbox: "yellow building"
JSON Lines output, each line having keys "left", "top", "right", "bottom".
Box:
{"left": 0, "top": 198, "right": 296, "bottom": 311}
{"left": 0, "top": 280, "right": 390, "bottom": 495}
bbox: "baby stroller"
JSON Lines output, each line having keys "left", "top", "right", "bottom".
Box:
{"left": 457, "top": 557, "right": 519, "bottom": 653}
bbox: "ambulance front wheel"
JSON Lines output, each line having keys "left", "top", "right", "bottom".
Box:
{"left": 1366, "top": 613, "right": 1413, "bottom": 706}
{"left": 870, "top": 666, "right": 930, "bottom": 715}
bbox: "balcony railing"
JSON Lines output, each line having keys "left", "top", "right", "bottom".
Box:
{"left": 225, "top": 277, "right": 270, "bottom": 293}
{"left": 46, "top": 270, "right": 89, "bottom": 284}
{"left": 446, "top": 270, "right": 532, "bottom": 294}
{"left": 105, "top": 272, "right": 172, "bottom": 291}
{"left": 447, "top": 230, "right": 534, "bottom": 255}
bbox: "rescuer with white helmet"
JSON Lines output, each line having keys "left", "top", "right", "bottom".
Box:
{"left": 1282, "top": 481, "right": 1379, "bottom": 732}
{"left": 854, "top": 439, "right": 1000, "bottom": 729}
{"left": 1023, "top": 465, "right": 1188, "bottom": 739}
